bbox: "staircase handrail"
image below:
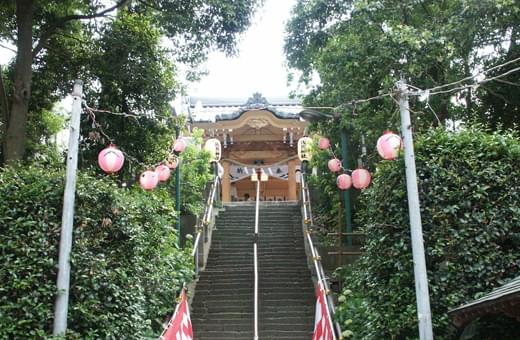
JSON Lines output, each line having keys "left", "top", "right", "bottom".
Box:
{"left": 253, "top": 178, "right": 260, "bottom": 340}
{"left": 191, "top": 175, "right": 220, "bottom": 272}
{"left": 300, "top": 172, "right": 342, "bottom": 339}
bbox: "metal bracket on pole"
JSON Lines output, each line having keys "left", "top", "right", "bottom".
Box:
{"left": 397, "top": 80, "right": 434, "bottom": 340}
{"left": 53, "top": 80, "right": 83, "bottom": 335}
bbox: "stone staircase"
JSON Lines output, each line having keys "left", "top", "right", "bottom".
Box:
{"left": 191, "top": 202, "right": 315, "bottom": 339}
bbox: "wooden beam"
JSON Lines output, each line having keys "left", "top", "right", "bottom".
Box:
{"left": 224, "top": 141, "right": 294, "bottom": 152}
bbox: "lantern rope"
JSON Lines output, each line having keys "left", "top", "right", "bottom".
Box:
{"left": 412, "top": 56, "right": 520, "bottom": 94}
{"left": 301, "top": 57, "right": 520, "bottom": 113}
{"left": 412, "top": 66, "right": 520, "bottom": 97}
{"left": 389, "top": 91, "right": 442, "bottom": 126}
{"left": 324, "top": 145, "right": 354, "bottom": 174}
{"left": 84, "top": 104, "right": 180, "bottom": 171}
{"left": 83, "top": 102, "right": 177, "bottom": 121}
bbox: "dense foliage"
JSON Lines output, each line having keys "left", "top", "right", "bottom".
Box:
{"left": 0, "top": 164, "right": 193, "bottom": 338}
{"left": 335, "top": 127, "right": 520, "bottom": 339}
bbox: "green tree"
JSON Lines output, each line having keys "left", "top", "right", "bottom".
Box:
{"left": 78, "top": 12, "right": 177, "bottom": 180}
{"left": 285, "top": 0, "right": 520, "bottom": 130}
{"left": 0, "top": 0, "right": 262, "bottom": 164}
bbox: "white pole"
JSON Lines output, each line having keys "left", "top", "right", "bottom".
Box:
{"left": 53, "top": 80, "right": 83, "bottom": 335}
{"left": 397, "top": 80, "right": 434, "bottom": 340}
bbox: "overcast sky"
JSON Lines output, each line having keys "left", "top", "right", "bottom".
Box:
{"left": 187, "top": 0, "right": 298, "bottom": 99}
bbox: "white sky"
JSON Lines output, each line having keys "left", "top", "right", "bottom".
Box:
{"left": 0, "top": 0, "right": 299, "bottom": 100}
{"left": 187, "top": 0, "right": 298, "bottom": 99}
{"left": 0, "top": 45, "right": 15, "bottom": 64}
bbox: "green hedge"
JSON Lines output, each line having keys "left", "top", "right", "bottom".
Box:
{"left": 0, "top": 164, "right": 193, "bottom": 338}
{"left": 336, "top": 127, "right": 520, "bottom": 339}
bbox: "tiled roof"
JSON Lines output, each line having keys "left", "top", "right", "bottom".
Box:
{"left": 189, "top": 92, "right": 302, "bottom": 122}
{"left": 448, "top": 275, "right": 520, "bottom": 326}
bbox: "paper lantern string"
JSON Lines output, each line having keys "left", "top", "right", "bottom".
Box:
{"left": 320, "top": 140, "right": 353, "bottom": 174}
{"left": 84, "top": 103, "right": 182, "bottom": 172}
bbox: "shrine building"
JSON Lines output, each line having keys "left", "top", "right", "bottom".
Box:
{"left": 189, "top": 93, "right": 308, "bottom": 202}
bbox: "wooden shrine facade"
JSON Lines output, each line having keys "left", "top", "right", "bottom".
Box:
{"left": 190, "top": 93, "right": 307, "bottom": 202}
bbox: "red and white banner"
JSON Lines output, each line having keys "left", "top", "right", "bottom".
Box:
{"left": 312, "top": 283, "right": 335, "bottom": 340}
{"left": 160, "top": 288, "right": 193, "bottom": 340}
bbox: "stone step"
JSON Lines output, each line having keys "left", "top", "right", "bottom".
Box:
{"left": 218, "top": 213, "right": 300, "bottom": 218}
{"left": 193, "top": 330, "right": 253, "bottom": 339}
{"left": 195, "top": 287, "right": 313, "bottom": 297}
{"left": 193, "top": 303, "right": 314, "bottom": 313}
{"left": 198, "top": 271, "right": 310, "bottom": 277}
{"left": 205, "top": 249, "right": 306, "bottom": 256}
{"left": 192, "top": 318, "right": 312, "bottom": 331}
{"left": 196, "top": 277, "right": 312, "bottom": 286}
{"left": 196, "top": 279, "right": 312, "bottom": 287}
{"left": 212, "top": 229, "right": 303, "bottom": 234}
{"left": 211, "top": 240, "right": 305, "bottom": 245}
{"left": 207, "top": 257, "right": 307, "bottom": 264}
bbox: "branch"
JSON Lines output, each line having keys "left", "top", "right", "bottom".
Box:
{"left": 33, "top": 0, "right": 128, "bottom": 56}
{"left": 492, "top": 78, "right": 520, "bottom": 87}
{"left": 57, "top": 0, "right": 129, "bottom": 22}
{"left": 0, "top": 64, "right": 10, "bottom": 133}
{"left": 481, "top": 85, "right": 513, "bottom": 104}
{"left": 0, "top": 43, "right": 17, "bottom": 53}
{"left": 54, "top": 31, "right": 90, "bottom": 45}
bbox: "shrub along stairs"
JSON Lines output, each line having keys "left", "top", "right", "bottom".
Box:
{"left": 191, "top": 202, "right": 315, "bottom": 339}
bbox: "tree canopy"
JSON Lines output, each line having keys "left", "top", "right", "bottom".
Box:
{"left": 0, "top": 0, "right": 263, "bottom": 164}
{"left": 285, "top": 0, "right": 520, "bottom": 131}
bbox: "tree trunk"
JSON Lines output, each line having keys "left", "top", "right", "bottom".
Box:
{"left": 464, "top": 58, "right": 473, "bottom": 113}
{"left": 0, "top": 65, "right": 9, "bottom": 136}
{"left": 2, "top": 0, "right": 33, "bottom": 163}
{"left": 437, "top": 100, "right": 449, "bottom": 124}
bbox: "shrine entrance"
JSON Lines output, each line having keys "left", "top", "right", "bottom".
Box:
{"left": 189, "top": 93, "right": 308, "bottom": 202}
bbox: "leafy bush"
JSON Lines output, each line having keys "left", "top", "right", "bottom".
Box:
{"left": 337, "top": 127, "right": 520, "bottom": 339}
{"left": 171, "top": 130, "right": 212, "bottom": 216}
{"left": 0, "top": 164, "right": 193, "bottom": 338}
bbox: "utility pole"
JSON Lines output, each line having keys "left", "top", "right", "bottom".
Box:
{"left": 397, "top": 80, "right": 433, "bottom": 340}
{"left": 53, "top": 80, "right": 83, "bottom": 335}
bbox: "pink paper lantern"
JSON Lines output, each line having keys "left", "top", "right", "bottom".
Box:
{"left": 140, "top": 170, "right": 159, "bottom": 191}
{"left": 318, "top": 137, "right": 330, "bottom": 150}
{"left": 352, "top": 168, "right": 371, "bottom": 190}
{"left": 377, "top": 131, "right": 402, "bottom": 160}
{"left": 336, "top": 174, "right": 352, "bottom": 190}
{"left": 98, "top": 145, "right": 125, "bottom": 174}
{"left": 327, "top": 158, "right": 342, "bottom": 173}
{"left": 173, "top": 138, "right": 186, "bottom": 153}
{"left": 155, "top": 164, "right": 171, "bottom": 182}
